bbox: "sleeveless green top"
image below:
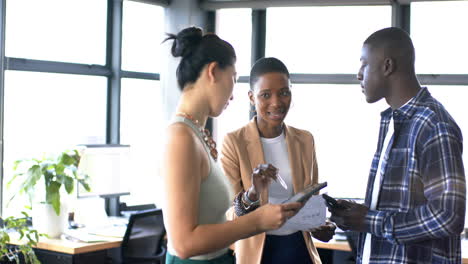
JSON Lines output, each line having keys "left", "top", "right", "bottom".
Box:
{"left": 168, "top": 116, "right": 233, "bottom": 260}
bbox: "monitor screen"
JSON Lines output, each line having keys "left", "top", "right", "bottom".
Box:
{"left": 77, "top": 144, "right": 131, "bottom": 198}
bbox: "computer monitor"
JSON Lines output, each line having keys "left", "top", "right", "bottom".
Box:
{"left": 77, "top": 144, "right": 131, "bottom": 216}
{"left": 77, "top": 144, "right": 131, "bottom": 198}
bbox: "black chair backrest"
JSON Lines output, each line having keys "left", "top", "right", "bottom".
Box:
{"left": 120, "top": 203, "right": 156, "bottom": 213}
{"left": 121, "top": 208, "right": 166, "bottom": 260}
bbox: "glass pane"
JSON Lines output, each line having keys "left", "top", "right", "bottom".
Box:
{"left": 215, "top": 83, "right": 250, "bottom": 148}
{"left": 285, "top": 84, "right": 387, "bottom": 199}
{"left": 411, "top": 1, "right": 468, "bottom": 74}
{"left": 122, "top": 2, "right": 165, "bottom": 73}
{"left": 266, "top": 6, "right": 391, "bottom": 74}
{"left": 5, "top": 0, "right": 107, "bottom": 64}
{"left": 120, "top": 79, "right": 163, "bottom": 206}
{"left": 216, "top": 9, "right": 252, "bottom": 76}
{"left": 3, "top": 71, "right": 107, "bottom": 217}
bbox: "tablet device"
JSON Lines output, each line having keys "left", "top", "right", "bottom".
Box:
{"left": 282, "top": 182, "right": 327, "bottom": 203}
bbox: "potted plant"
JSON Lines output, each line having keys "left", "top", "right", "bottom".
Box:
{"left": 0, "top": 212, "right": 44, "bottom": 264}
{"left": 8, "top": 150, "right": 91, "bottom": 238}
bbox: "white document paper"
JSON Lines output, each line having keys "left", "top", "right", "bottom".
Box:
{"left": 280, "top": 195, "right": 326, "bottom": 231}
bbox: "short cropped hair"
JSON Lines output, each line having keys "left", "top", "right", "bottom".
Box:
{"left": 249, "top": 57, "right": 290, "bottom": 91}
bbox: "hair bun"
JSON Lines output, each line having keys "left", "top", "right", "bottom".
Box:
{"left": 169, "top": 27, "right": 203, "bottom": 58}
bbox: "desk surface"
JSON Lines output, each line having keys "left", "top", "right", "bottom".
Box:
{"left": 314, "top": 239, "right": 468, "bottom": 264}
{"left": 314, "top": 239, "right": 351, "bottom": 252}
{"left": 10, "top": 236, "right": 122, "bottom": 255}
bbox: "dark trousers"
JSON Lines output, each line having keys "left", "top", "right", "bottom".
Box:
{"left": 261, "top": 232, "right": 313, "bottom": 264}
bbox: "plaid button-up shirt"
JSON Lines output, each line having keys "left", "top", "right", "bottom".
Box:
{"left": 357, "top": 87, "right": 466, "bottom": 264}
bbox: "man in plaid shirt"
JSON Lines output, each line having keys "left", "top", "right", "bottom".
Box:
{"left": 329, "top": 27, "right": 466, "bottom": 263}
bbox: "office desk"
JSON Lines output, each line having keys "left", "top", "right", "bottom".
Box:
{"left": 314, "top": 239, "right": 351, "bottom": 252}
{"left": 314, "top": 239, "right": 468, "bottom": 264}
{"left": 10, "top": 236, "right": 122, "bottom": 264}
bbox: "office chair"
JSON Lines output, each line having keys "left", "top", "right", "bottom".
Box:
{"left": 120, "top": 208, "right": 166, "bottom": 264}
{"left": 120, "top": 203, "right": 156, "bottom": 212}
{"left": 119, "top": 203, "right": 156, "bottom": 218}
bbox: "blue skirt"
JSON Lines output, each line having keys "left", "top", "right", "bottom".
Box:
{"left": 261, "top": 232, "right": 313, "bottom": 264}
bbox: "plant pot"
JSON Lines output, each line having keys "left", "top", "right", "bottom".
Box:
{"left": 31, "top": 202, "right": 68, "bottom": 238}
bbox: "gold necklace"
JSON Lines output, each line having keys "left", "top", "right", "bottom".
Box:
{"left": 176, "top": 112, "right": 218, "bottom": 161}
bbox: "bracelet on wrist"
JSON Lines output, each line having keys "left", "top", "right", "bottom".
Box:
{"left": 243, "top": 190, "right": 260, "bottom": 206}
{"left": 234, "top": 191, "right": 256, "bottom": 216}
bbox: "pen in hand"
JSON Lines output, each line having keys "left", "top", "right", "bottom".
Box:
{"left": 276, "top": 172, "right": 288, "bottom": 190}
{"left": 254, "top": 164, "right": 287, "bottom": 190}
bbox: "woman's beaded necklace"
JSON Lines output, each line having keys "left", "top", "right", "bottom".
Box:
{"left": 176, "top": 112, "right": 218, "bottom": 161}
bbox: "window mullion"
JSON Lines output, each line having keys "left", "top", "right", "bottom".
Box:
{"left": 251, "top": 9, "right": 266, "bottom": 66}
{"left": 106, "top": 0, "right": 123, "bottom": 145}
{"left": 392, "top": 2, "right": 411, "bottom": 33}
{"left": 0, "top": 0, "right": 7, "bottom": 217}
{"left": 6, "top": 58, "right": 111, "bottom": 76}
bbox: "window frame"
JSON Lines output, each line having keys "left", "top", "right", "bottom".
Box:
{"left": 212, "top": 2, "right": 468, "bottom": 199}
{"left": 1, "top": 0, "right": 467, "bottom": 214}
{"left": 0, "top": 0, "right": 165, "bottom": 216}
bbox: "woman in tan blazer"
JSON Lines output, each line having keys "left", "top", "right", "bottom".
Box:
{"left": 161, "top": 29, "right": 303, "bottom": 264}
{"left": 221, "top": 57, "right": 335, "bottom": 264}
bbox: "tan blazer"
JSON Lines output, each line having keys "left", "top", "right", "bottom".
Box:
{"left": 221, "top": 118, "right": 322, "bottom": 264}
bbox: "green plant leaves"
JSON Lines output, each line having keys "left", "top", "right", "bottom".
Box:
{"left": 9, "top": 149, "right": 92, "bottom": 216}
{"left": 55, "top": 163, "right": 65, "bottom": 176}
{"left": 79, "top": 178, "right": 91, "bottom": 192}
{"left": 64, "top": 176, "right": 74, "bottom": 194}
{"left": 1, "top": 214, "right": 43, "bottom": 264}
{"left": 60, "top": 152, "right": 76, "bottom": 166}
{"left": 9, "top": 149, "right": 92, "bottom": 214}
{"left": 19, "top": 164, "right": 43, "bottom": 204}
{"left": 12, "top": 160, "right": 22, "bottom": 171}
{"left": 46, "top": 181, "right": 61, "bottom": 215}
{"left": 23, "top": 165, "right": 42, "bottom": 193}
{"left": 42, "top": 166, "right": 54, "bottom": 187}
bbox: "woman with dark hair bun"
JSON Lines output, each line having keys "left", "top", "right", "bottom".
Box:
{"left": 221, "top": 57, "right": 336, "bottom": 264}
{"left": 161, "top": 28, "right": 303, "bottom": 264}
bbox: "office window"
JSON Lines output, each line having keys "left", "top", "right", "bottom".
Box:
{"left": 266, "top": 6, "right": 391, "bottom": 74}
{"left": 5, "top": 0, "right": 107, "bottom": 64}
{"left": 215, "top": 83, "right": 251, "bottom": 148}
{"left": 411, "top": 1, "right": 468, "bottom": 74}
{"left": 122, "top": 1, "right": 165, "bottom": 73}
{"left": 120, "top": 79, "right": 164, "bottom": 206}
{"left": 216, "top": 9, "right": 252, "bottom": 76}
{"left": 2, "top": 71, "right": 107, "bottom": 217}
{"left": 285, "top": 84, "right": 387, "bottom": 199}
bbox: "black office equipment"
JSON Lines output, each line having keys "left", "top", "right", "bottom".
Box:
{"left": 282, "top": 182, "right": 328, "bottom": 203}
{"left": 120, "top": 208, "right": 166, "bottom": 264}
